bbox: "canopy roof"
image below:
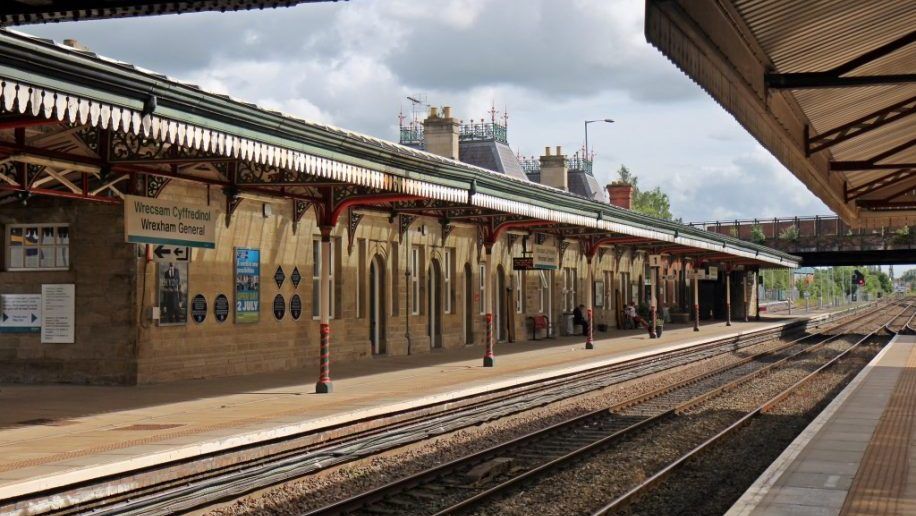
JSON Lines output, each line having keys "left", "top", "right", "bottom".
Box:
{"left": 0, "top": 28, "right": 798, "bottom": 267}
{"left": 0, "top": 1, "right": 339, "bottom": 26}
{"left": 646, "top": 0, "right": 916, "bottom": 228}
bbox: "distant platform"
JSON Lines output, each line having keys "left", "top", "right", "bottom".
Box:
{"left": 729, "top": 333, "right": 916, "bottom": 516}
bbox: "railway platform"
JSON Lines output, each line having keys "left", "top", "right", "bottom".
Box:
{"left": 0, "top": 310, "right": 847, "bottom": 505}
{"left": 729, "top": 333, "right": 916, "bottom": 516}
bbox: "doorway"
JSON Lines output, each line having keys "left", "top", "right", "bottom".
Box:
{"left": 464, "top": 263, "right": 474, "bottom": 345}
{"left": 428, "top": 259, "right": 443, "bottom": 349}
{"left": 369, "top": 255, "right": 386, "bottom": 354}
{"left": 496, "top": 265, "right": 507, "bottom": 342}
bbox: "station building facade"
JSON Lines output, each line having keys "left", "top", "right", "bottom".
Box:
{"left": 0, "top": 31, "right": 797, "bottom": 386}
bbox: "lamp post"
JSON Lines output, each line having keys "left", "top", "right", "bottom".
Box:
{"left": 584, "top": 118, "right": 614, "bottom": 159}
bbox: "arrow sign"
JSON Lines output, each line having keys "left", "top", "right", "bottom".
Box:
{"left": 153, "top": 245, "right": 190, "bottom": 262}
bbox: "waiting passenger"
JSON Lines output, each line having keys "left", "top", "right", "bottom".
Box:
{"left": 573, "top": 304, "right": 589, "bottom": 336}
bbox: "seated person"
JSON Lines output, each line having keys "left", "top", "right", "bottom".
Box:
{"left": 573, "top": 304, "right": 590, "bottom": 336}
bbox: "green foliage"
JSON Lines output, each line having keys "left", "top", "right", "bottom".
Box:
{"left": 778, "top": 225, "right": 799, "bottom": 241}
{"left": 892, "top": 225, "right": 911, "bottom": 246}
{"left": 750, "top": 225, "right": 767, "bottom": 244}
{"left": 615, "top": 165, "right": 673, "bottom": 220}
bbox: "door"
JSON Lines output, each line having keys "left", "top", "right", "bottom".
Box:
{"left": 428, "top": 259, "right": 443, "bottom": 348}
{"left": 464, "top": 263, "right": 473, "bottom": 344}
{"left": 369, "top": 256, "right": 386, "bottom": 354}
{"left": 496, "top": 266, "right": 507, "bottom": 342}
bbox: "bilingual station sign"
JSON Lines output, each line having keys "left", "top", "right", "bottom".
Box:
{"left": 124, "top": 194, "right": 216, "bottom": 249}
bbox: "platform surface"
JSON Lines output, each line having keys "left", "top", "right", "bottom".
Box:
{"left": 0, "top": 311, "right": 837, "bottom": 501}
{"left": 729, "top": 333, "right": 916, "bottom": 516}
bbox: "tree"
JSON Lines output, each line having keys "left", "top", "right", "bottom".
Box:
{"left": 614, "top": 165, "right": 673, "bottom": 220}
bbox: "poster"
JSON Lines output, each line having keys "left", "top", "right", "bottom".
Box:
{"left": 158, "top": 261, "right": 188, "bottom": 325}
{"left": 235, "top": 248, "right": 260, "bottom": 323}
{"left": 41, "top": 284, "right": 74, "bottom": 343}
{"left": 594, "top": 281, "right": 605, "bottom": 308}
{"left": 0, "top": 294, "right": 41, "bottom": 333}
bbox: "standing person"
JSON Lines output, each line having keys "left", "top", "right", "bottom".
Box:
{"left": 573, "top": 304, "right": 590, "bottom": 337}
{"left": 625, "top": 302, "right": 637, "bottom": 329}
{"left": 163, "top": 262, "right": 181, "bottom": 323}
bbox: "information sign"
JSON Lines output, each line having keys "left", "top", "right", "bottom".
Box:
{"left": 290, "top": 294, "right": 302, "bottom": 320}
{"left": 41, "top": 284, "right": 74, "bottom": 343}
{"left": 273, "top": 294, "right": 286, "bottom": 320}
{"left": 235, "top": 248, "right": 260, "bottom": 323}
{"left": 191, "top": 294, "right": 207, "bottom": 323}
{"left": 0, "top": 294, "right": 41, "bottom": 333}
{"left": 214, "top": 294, "right": 230, "bottom": 323}
{"left": 124, "top": 194, "right": 215, "bottom": 249}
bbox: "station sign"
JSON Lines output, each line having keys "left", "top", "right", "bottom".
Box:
{"left": 124, "top": 194, "right": 216, "bottom": 249}
{"left": 532, "top": 243, "right": 558, "bottom": 270}
{"left": 152, "top": 244, "right": 190, "bottom": 262}
{"left": 648, "top": 254, "right": 666, "bottom": 267}
{"left": 707, "top": 266, "right": 719, "bottom": 281}
{"left": 687, "top": 270, "right": 706, "bottom": 280}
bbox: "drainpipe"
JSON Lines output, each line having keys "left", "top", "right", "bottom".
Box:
{"left": 405, "top": 226, "right": 412, "bottom": 355}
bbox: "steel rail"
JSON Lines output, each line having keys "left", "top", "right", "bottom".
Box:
{"left": 26, "top": 307, "right": 874, "bottom": 516}
{"left": 306, "top": 302, "right": 894, "bottom": 515}
{"left": 884, "top": 304, "right": 916, "bottom": 335}
{"left": 592, "top": 304, "right": 905, "bottom": 515}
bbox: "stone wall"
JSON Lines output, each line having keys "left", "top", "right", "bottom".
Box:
{"left": 0, "top": 199, "right": 136, "bottom": 384}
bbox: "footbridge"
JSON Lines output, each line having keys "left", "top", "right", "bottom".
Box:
{"left": 689, "top": 216, "right": 916, "bottom": 266}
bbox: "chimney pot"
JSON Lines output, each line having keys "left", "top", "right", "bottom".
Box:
{"left": 556, "top": 145, "right": 562, "bottom": 156}
{"left": 443, "top": 106, "right": 452, "bottom": 118}
{"left": 544, "top": 146, "right": 551, "bottom": 156}
{"left": 428, "top": 106, "right": 438, "bottom": 118}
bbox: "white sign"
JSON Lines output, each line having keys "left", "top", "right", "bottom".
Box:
{"left": 688, "top": 270, "right": 706, "bottom": 280}
{"left": 708, "top": 266, "right": 719, "bottom": 281}
{"left": 0, "top": 294, "right": 41, "bottom": 333}
{"left": 533, "top": 243, "right": 558, "bottom": 270}
{"left": 124, "top": 194, "right": 216, "bottom": 249}
{"left": 41, "top": 284, "right": 74, "bottom": 344}
{"left": 648, "top": 254, "right": 665, "bottom": 267}
{"left": 152, "top": 244, "right": 191, "bottom": 262}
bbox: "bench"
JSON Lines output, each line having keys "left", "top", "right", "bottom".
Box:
{"left": 527, "top": 314, "right": 549, "bottom": 340}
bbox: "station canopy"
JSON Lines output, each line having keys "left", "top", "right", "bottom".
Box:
{"left": 646, "top": 0, "right": 916, "bottom": 228}
{"left": 0, "top": 1, "right": 338, "bottom": 26}
{"left": 0, "top": 28, "right": 797, "bottom": 268}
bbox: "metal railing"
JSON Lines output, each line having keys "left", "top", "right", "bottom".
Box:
{"left": 459, "top": 122, "right": 508, "bottom": 143}
{"left": 517, "top": 156, "right": 594, "bottom": 176}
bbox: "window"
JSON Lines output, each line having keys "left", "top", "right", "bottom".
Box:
{"left": 515, "top": 270, "right": 524, "bottom": 313}
{"left": 564, "top": 267, "right": 577, "bottom": 311}
{"left": 312, "top": 239, "right": 335, "bottom": 319}
{"left": 444, "top": 249, "right": 452, "bottom": 314}
{"left": 479, "top": 263, "right": 486, "bottom": 315}
{"left": 6, "top": 224, "right": 69, "bottom": 271}
{"left": 411, "top": 247, "right": 420, "bottom": 315}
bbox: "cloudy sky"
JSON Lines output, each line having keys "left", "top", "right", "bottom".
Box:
{"left": 19, "top": 0, "right": 831, "bottom": 222}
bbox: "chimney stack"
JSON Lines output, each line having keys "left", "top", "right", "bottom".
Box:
{"left": 606, "top": 182, "right": 634, "bottom": 210}
{"left": 423, "top": 105, "right": 459, "bottom": 160}
{"left": 540, "top": 145, "right": 568, "bottom": 191}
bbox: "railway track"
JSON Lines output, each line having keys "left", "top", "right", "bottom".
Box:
{"left": 594, "top": 303, "right": 906, "bottom": 515}
{"left": 1, "top": 302, "right": 880, "bottom": 516}
{"left": 305, "top": 301, "right": 900, "bottom": 516}
{"left": 884, "top": 302, "right": 916, "bottom": 335}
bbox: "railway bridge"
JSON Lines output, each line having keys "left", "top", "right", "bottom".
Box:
{"left": 689, "top": 216, "right": 916, "bottom": 266}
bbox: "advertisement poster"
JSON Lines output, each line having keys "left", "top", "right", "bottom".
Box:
{"left": 235, "top": 248, "right": 260, "bottom": 323}
{"left": 41, "top": 284, "right": 74, "bottom": 343}
{"left": 158, "top": 261, "right": 188, "bottom": 325}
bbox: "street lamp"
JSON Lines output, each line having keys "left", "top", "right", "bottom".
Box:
{"left": 584, "top": 118, "right": 614, "bottom": 159}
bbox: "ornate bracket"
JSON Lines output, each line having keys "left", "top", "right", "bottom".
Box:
{"left": 598, "top": 247, "right": 608, "bottom": 263}
{"left": 506, "top": 233, "right": 518, "bottom": 251}
{"left": 347, "top": 208, "right": 364, "bottom": 253}
{"left": 292, "top": 199, "right": 311, "bottom": 235}
{"left": 535, "top": 232, "right": 547, "bottom": 245}
{"left": 441, "top": 219, "right": 454, "bottom": 246}
{"left": 558, "top": 240, "right": 571, "bottom": 264}
{"left": 225, "top": 189, "right": 242, "bottom": 228}
{"left": 476, "top": 224, "right": 486, "bottom": 262}
{"left": 398, "top": 213, "right": 416, "bottom": 243}
{"left": 146, "top": 175, "right": 170, "bottom": 198}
